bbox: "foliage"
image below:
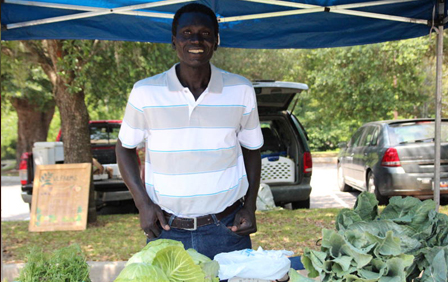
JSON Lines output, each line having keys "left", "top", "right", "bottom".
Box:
{"left": 1, "top": 109, "right": 18, "bottom": 159}
{"left": 213, "top": 37, "right": 442, "bottom": 151}
{"left": 296, "top": 37, "right": 436, "bottom": 150}
{"left": 16, "top": 244, "right": 91, "bottom": 282}
{"left": 83, "top": 41, "right": 177, "bottom": 120}
{"left": 1, "top": 41, "right": 54, "bottom": 110}
{"left": 1, "top": 41, "right": 55, "bottom": 160}
{"left": 303, "top": 192, "right": 448, "bottom": 281}
{"left": 117, "top": 239, "right": 219, "bottom": 282}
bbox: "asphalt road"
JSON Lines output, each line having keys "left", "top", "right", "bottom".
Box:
{"left": 1, "top": 176, "right": 30, "bottom": 221}
{"left": 1, "top": 163, "right": 359, "bottom": 221}
{"left": 309, "top": 163, "right": 359, "bottom": 209}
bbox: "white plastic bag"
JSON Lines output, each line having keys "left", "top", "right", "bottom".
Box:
{"left": 256, "top": 183, "right": 276, "bottom": 211}
{"left": 214, "top": 247, "right": 293, "bottom": 280}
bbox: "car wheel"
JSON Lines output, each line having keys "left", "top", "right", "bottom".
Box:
{"left": 367, "top": 171, "right": 388, "bottom": 205}
{"left": 291, "top": 198, "right": 310, "bottom": 209}
{"left": 337, "top": 164, "right": 352, "bottom": 192}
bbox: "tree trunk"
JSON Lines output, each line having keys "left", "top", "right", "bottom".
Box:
{"left": 11, "top": 97, "right": 55, "bottom": 168}
{"left": 46, "top": 40, "right": 97, "bottom": 223}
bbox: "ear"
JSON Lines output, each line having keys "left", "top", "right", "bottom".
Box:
{"left": 171, "top": 35, "right": 176, "bottom": 50}
{"left": 214, "top": 34, "right": 220, "bottom": 50}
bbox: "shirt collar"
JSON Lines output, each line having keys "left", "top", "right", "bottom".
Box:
{"left": 167, "top": 63, "right": 223, "bottom": 94}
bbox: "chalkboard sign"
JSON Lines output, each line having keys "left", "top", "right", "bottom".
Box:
{"left": 29, "top": 163, "right": 91, "bottom": 232}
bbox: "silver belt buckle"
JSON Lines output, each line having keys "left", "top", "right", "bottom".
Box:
{"left": 185, "top": 217, "right": 198, "bottom": 231}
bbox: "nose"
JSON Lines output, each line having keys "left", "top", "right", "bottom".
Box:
{"left": 189, "top": 32, "right": 202, "bottom": 43}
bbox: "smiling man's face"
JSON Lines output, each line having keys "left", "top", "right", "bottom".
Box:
{"left": 172, "top": 12, "right": 218, "bottom": 68}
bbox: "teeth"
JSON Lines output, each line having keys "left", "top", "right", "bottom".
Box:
{"left": 189, "top": 49, "right": 204, "bottom": 54}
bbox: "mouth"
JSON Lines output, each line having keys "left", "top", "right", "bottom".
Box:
{"left": 188, "top": 49, "right": 204, "bottom": 54}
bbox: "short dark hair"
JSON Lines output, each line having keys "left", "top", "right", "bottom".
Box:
{"left": 172, "top": 3, "right": 219, "bottom": 38}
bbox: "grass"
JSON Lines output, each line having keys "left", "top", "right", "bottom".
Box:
{"left": 3, "top": 206, "right": 447, "bottom": 264}
{"left": 2, "top": 208, "right": 340, "bottom": 263}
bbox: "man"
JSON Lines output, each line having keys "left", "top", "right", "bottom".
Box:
{"left": 116, "top": 3, "right": 263, "bottom": 259}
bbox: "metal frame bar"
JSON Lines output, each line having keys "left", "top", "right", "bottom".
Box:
{"left": 5, "top": 0, "right": 192, "bottom": 29}
{"left": 219, "top": 7, "right": 324, "bottom": 22}
{"left": 4, "top": 0, "right": 175, "bottom": 19}
{"left": 434, "top": 24, "right": 444, "bottom": 212}
{"left": 223, "top": 0, "right": 428, "bottom": 25}
{"left": 5, "top": 0, "right": 430, "bottom": 29}
{"left": 331, "top": 9, "right": 428, "bottom": 25}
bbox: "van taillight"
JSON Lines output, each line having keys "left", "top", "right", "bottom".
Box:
{"left": 381, "top": 148, "right": 401, "bottom": 167}
{"left": 303, "top": 152, "right": 313, "bottom": 173}
{"left": 19, "top": 153, "right": 29, "bottom": 185}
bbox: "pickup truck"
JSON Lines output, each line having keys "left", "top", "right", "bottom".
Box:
{"left": 19, "top": 120, "right": 140, "bottom": 214}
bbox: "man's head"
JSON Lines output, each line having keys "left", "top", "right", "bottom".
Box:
{"left": 171, "top": 3, "right": 219, "bottom": 68}
{"left": 172, "top": 3, "right": 219, "bottom": 42}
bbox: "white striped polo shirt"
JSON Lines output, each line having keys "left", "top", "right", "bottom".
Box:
{"left": 119, "top": 63, "right": 263, "bottom": 217}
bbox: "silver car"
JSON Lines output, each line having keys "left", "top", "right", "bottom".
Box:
{"left": 337, "top": 119, "right": 448, "bottom": 204}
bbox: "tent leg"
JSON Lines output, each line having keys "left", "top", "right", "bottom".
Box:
{"left": 434, "top": 24, "right": 443, "bottom": 212}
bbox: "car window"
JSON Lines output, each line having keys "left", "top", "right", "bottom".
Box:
{"left": 90, "top": 124, "right": 121, "bottom": 145}
{"left": 349, "top": 128, "right": 365, "bottom": 148}
{"left": 108, "top": 126, "right": 120, "bottom": 145}
{"left": 90, "top": 126, "right": 109, "bottom": 144}
{"left": 359, "top": 126, "right": 375, "bottom": 146}
{"left": 370, "top": 127, "right": 380, "bottom": 146}
{"left": 362, "top": 126, "right": 378, "bottom": 146}
{"left": 388, "top": 121, "right": 448, "bottom": 145}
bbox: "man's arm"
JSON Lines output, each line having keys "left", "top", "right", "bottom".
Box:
{"left": 230, "top": 147, "right": 261, "bottom": 235}
{"left": 116, "top": 139, "right": 169, "bottom": 238}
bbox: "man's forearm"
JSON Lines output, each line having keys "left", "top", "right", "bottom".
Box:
{"left": 241, "top": 148, "right": 261, "bottom": 211}
{"left": 116, "top": 139, "right": 153, "bottom": 210}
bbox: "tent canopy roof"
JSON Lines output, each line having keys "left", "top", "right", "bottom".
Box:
{"left": 1, "top": 0, "right": 447, "bottom": 49}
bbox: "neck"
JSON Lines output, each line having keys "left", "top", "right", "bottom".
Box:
{"left": 176, "top": 63, "right": 211, "bottom": 100}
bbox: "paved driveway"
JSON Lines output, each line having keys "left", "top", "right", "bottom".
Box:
{"left": 310, "top": 163, "right": 359, "bottom": 209}
{"left": 1, "top": 176, "right": 30, "bottom": 221}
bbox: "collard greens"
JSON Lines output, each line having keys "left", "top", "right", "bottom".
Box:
{"left": 303, "top": 192, "right": 448, "bottom": 282}
{"left": 116, "top": 239, "right": 219, "bottom": 282}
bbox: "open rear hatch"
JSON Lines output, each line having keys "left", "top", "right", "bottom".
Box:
{"left": 252, "top": 81, "right": 308, "bottom": 113}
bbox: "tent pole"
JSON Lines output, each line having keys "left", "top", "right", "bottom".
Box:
{"left": 434, "top": 24, "right": 443, "bottom": 212}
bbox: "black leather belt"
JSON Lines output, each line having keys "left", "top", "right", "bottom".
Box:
{"left": 163, "top": 200, "right": 242, "bottom": 231}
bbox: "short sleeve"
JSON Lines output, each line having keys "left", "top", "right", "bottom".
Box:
{"left": 237, "top": 86, "right": 264, "bottom": 150}
{"left": 119, "top": 86, "right": 148, "bottom": 148}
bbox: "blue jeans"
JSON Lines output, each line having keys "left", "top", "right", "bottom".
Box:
{"left": 147, "top": 205, "right": 252, "bottom": 259}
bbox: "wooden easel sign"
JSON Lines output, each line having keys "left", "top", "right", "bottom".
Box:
{"left": 29, "top": 163, "right": 91, "bottom": 232}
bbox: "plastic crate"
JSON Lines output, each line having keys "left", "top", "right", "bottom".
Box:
{"left": 261, "top": 156, "right": 295, "bottom": 184}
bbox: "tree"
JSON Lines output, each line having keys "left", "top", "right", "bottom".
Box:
{"left": 10, "top": 40, "right": 98, "bottom": 222}
{"left": 2, "top": 40, "right": 177, "bottom": 222}
{"left": 1, "top": 41, "right": 55, "bottom": 166}
{"left": 293, "top": 37, "right": 437, "bottom": 150}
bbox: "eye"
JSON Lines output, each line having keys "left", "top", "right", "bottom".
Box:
{"left": 202, "top": 31, "right": 210, "bottom": 36}
{"left": 182, "top": 30, "right": 191, "bottom": 36}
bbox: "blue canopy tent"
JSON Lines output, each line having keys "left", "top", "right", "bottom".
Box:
{"left": 1, "top": 0, "right": 447, "bottom": 206}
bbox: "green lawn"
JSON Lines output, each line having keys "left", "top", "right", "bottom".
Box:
{"left": 2, "top": 206, "right": 447, "bottom": 264}
{"left": 2, "top": 208, "right": 339, "bottom": 263}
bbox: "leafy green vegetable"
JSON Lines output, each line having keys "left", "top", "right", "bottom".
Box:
{"left": 16, "top": 244, "right": 91, "bottom": 282}
{"left": 117, "top": 239, "right": 219, "bottom": 282}
{"left": 186, "top": 248, "right": 211, "bottom": 265}
{"left": 288, "top": 268, "right": 316, "bottom": 281}
{"left": 153, "top": 245, "right": 205, "bottom": 282}
{"left": 126, "top": 239, "right": 184, "bottom": 266}
{"left": 201, "top": 261, "right": 220, "bottom": 282}
{"left": 114, "top": 263, "right": 169, "bottom": 282}
{"left": 302, "top": 192, "right": 448, "bottom": 281}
